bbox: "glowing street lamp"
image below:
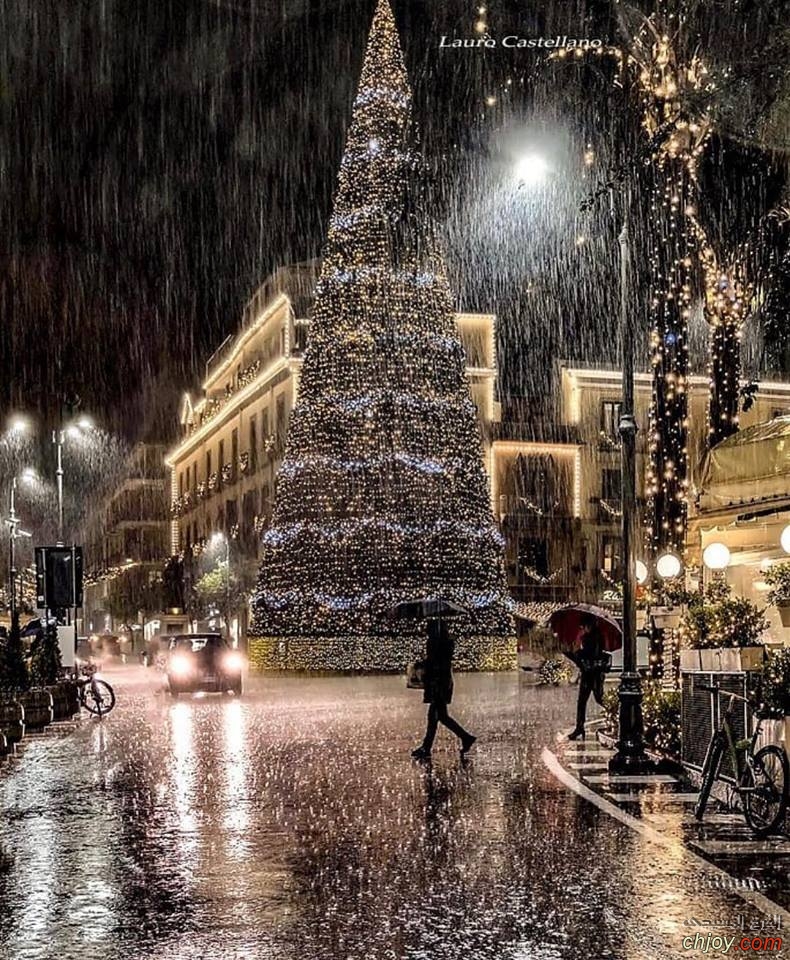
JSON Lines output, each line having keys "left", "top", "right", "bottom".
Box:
{"left": 635, "top": 560, "right": 649, "bottom": 585}
{"left": 515, "top": 153, "right": 549, "bottom": 186}
{"left": 53, "top": 415, "right": 96, "bottom": 544}
{"left": 781, "top": 524, "right": 790, "bottom": 555}
{"left": 702, "top": 542, "right": 730, "bottom": 572}
{"left": 656, "top": 551, "right": 682, "bottom": 580}
{"left": 8, "top": 417, "right": 29, "bottom": 436}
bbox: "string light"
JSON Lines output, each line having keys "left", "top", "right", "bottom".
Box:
{"left": 248, "top": 0, "right": 515, "bottom": 671}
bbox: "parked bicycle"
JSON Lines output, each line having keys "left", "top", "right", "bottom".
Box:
{"left": 72, "top": 663, "right": 116, "bottom": 718}
{"left": 695, "top": 683, "right": 788, "bottom": 837}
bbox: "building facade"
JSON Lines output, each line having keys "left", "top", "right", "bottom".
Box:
{"left": 166, "top": 263, "right": 498, "bottom": 568}
{"left": 82, "top": 442, "right": 169, "bottom": 640}
{"left": 166, "top": 262, "right": 790, "bottom": 640}
{"left": 493, "top": 367, "right": 790, "bottom": 617}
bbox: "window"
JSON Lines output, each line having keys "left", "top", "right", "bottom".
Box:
{"left": 249, "top": 415, "right": 258, "bottom": 471}
{"left": 206, "top": 449, "right": 212, "bottom": 480}
{"left": 601, "top": 400, "right": 622, "bottom": 439}
{"left": 226, "top": 498, "right": 238, "bottom": 532}
{"left": 517, "top": 537, "right": 549, "bottom": 578}
{"left": 601, "top": 468, "right": 621, "bottom": 502}
{"left": 601, "top": 535, "right": 622, "bottom": 576}
{"left": 231, "top": 428, "right": 238, "bottom": 481}
{"left": 262, "top": 483, "right": 272, "bottom": 516}
{"left": 261, "top": 408, "right": 270, "bottom": 442}
{"left": 178, "top": 471, "right": 183, "bottom": 497}
{"left": 218, "top": 440, "right": 225, "bottom": 487}
{"left": 276, "top": 395, "right": 287, "bottom": 436}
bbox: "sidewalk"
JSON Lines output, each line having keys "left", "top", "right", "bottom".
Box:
{"left": 544, "top": 720, "right": 790, "bottom": 916}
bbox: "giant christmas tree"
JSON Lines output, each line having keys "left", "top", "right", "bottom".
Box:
{"left": 249, "top": 0, "right": 515, "bottom": 671}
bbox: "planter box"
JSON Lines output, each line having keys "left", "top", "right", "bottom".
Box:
{"left": 652, "top": 607, "right": 682, "bottom": 629}
{"left": 680, "top": 646, "right": 766, "bottom": 673}
{"left": 47, "top": 681, "right": 80, "bottom": 721}
{"left": 19, "top": 689, "right": 53, "bottom": 730}
{"left": 679, "top": 649, "right": 703, "bottom": 671}
{"left": 0, "top": 700, "right": 25, "bottom": 747}
{"left": 738, "top": 646, "right": 767, "bottom": 672}
{"left": 778, "top": 604, "right": 790, "bottom": 628}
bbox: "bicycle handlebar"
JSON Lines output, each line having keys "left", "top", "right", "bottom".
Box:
{"left": 697, "top": 682, "right": 751, "bottom": 705}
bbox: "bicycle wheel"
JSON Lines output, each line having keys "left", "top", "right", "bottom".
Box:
{"left": 83, "top": 679, "right": 116, "bottom": 717}
{"left": 695, "top": 735, "right": 724, "bottom": 821}
{"left": 743, "top": 745, "right": 789, "bottom": 838}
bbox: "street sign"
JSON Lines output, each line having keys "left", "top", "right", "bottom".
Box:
{"left": 35, "top": 546, "right": 84, "bottom": 608}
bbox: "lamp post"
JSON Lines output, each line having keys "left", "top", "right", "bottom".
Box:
{"left": 52, "top": 416, "right": 93, "bottom": 546}
{"left": 5, "top": 474, "right": 34, "bottom": 623}
{"left": 609, "top": 187, "right": 651, "bottom": 773}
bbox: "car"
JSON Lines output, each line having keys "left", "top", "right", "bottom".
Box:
{"left": 166, "top": 633, "right": 244, "bottom": 697}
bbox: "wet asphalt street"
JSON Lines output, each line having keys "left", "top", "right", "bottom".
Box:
{"left": 0, "top": 666, "right": 787, "bottom": 960}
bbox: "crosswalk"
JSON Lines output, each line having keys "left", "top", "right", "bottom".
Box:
{"left": 555, "top": 729, "right": 790, "bottom": 865}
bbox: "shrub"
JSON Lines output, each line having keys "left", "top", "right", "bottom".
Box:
{"left": 764, "top": 561, "right": 790, "bottom": 608}
{"left": 537, "top": 656, "right": 573, "bottom": 686}
{"left": 680, "top": 584, "right": 768, "bottom": 649}
{"left": 0, "top": 615, "right": 30, "bottom": 697}
{"left": 602, "top": 680, "right": 681, "bottom": 756}
{"left": 29, "top": 621, "right": 62, "bottom": 687}
{"left": 759, "top": 647, "right": 790, "bottom": 716}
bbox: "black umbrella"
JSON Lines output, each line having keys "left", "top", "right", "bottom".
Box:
{"left": 388, "top": 597, "right": 468, "bottom": 620}
{"left": 19, "top": 617, "right": 56, "bottom": 638}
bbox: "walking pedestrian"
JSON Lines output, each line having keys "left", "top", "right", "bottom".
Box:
{"left": 566, "top": 613, "right": 608, "bottom": 740}
{"left": 411, "top": 618, "right": 476, "bottom": 760}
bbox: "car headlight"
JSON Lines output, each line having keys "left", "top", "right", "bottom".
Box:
{"left": 170, "top": 655, "right": 193, "bottom": 678}
{"left": 223, "top": 651, "right": 245, "bottom": 673}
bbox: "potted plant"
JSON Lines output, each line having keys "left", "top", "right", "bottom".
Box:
{"left": 652, "top": 581, "right": 694, "bottom": 630}
{"left": 679, "top": 583, "right": 768, "bottom": 672}
{"left": 764, "top": 561, "right": 790, "bottom": 627}
{"left": 760, "top": 647, "right": 790, "bottom": 715}
{"left": 0, "top": 615, "right": 29, "bottom": 751}
{"left": 30, "top": 621, "right": 76, "bottom": 721}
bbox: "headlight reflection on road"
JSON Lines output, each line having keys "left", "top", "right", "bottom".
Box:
{"left": 168, "top": 701, "right": 199, "bottom": 879}
{"left": 223, "top": 699, "right": 250, "bottom": 847}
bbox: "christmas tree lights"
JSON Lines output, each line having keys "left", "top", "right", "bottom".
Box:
{"left": 249, "top": 0, "right": 515, "bottom": 671}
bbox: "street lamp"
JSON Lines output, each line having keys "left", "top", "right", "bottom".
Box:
{"left": 635, "top": 560, "right": 649, "bottom": 586}
{"left": 609, "top": 60, "right": 652, "bottom": 775}
{"left": 656, "top": 551, "right": 682, "bottom": 580}
{"left": 5, "top": 470, "right": 35, "bottom": 624}
{"left": 780, "top": 524, "right": 790, "bottom": 555}
{"left": 702, "top": 542, "right": 730, "bottom": 572}
{"left": 8, "top": 417, "right": 29, "bottom": 436}
{"left": 53, "top": 416, "right": 94, "bottom": 545}
{"left": 515, "top": 153, "right": 549, "bottom": 187}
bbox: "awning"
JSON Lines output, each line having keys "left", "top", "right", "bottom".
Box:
{"left": 699, "top": 416, "right": 790, "bottom": 512}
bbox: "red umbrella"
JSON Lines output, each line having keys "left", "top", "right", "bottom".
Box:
{"left": 547, "top": 604, "right": 623, "bottom": 653}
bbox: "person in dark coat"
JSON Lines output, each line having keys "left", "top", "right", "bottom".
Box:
{"left": 566, "top": 613, "right": 607, "bottom": 740}
{"left": 411, "top": 618, "right": 476, "bottom": 760}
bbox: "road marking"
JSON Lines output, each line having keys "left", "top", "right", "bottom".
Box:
{"left": 690, "top": 839, "right": 790, "bottom": 856}
{"left": 542, "top": 746, "right": 790, "bottom": 925}
{"left": 585, "top": 773, "right": 678, "bottom": 784}
{"left": 606, "top": 792, "right": 700, "bottom": 803}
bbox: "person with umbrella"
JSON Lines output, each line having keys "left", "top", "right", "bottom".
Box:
{"left": 411, "top": 617, "right": 476, "bottom": 761}
{"left": 565, "top": 612, "right": 608, "bottom": 740}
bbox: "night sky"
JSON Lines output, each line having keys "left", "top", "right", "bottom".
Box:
{"left": 2, "top": 0, "right": 789, "bottom": 442}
